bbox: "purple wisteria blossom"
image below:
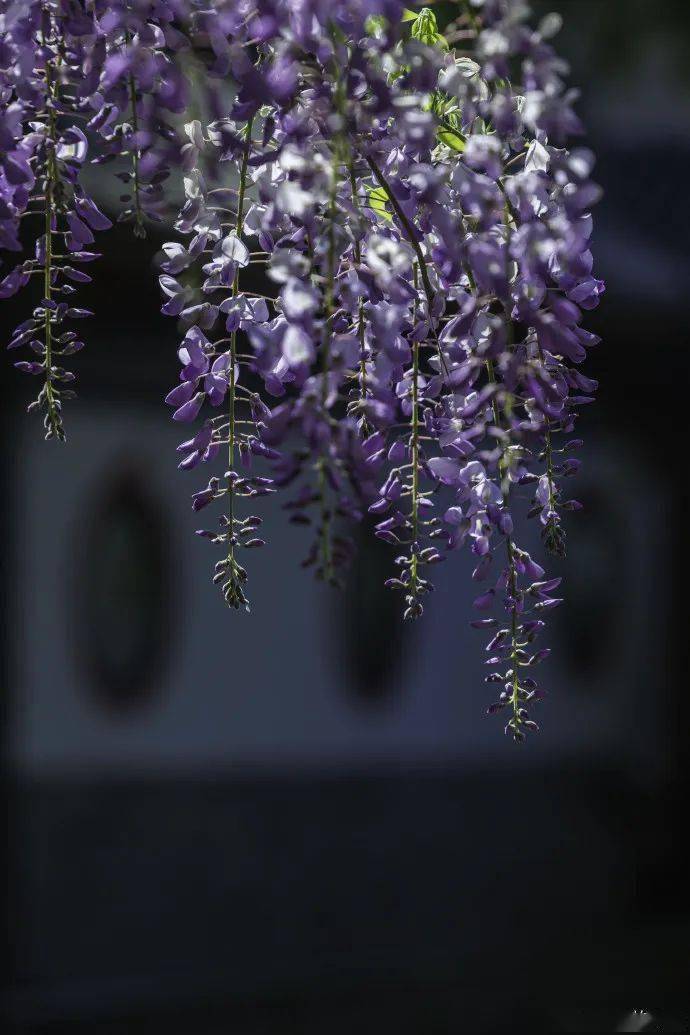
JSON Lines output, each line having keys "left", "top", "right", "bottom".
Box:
{"left": 1, "top": 0, "right": 604, "bottom": 738}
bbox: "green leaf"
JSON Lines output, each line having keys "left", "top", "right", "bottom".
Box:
{"left": 366, "top": 185, "right": 393, "bottom": 223}
{"left": 410, "top": 7, "right": 449, "bottom": 50}
{"left": 401, "top": 8, "right": 417, "bottom": 22}
{"left": 411, "top": 7, "right": 436, "bottom": 43}
{"left": 438, "top": 128, "right": 466, "bottom": 153}
{"left": 364, "top": 13, "right": 388, "bottom": 35}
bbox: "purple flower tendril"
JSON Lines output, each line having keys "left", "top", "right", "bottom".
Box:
{"left": 1, "top": 0, "right": 112, "bottom": 438}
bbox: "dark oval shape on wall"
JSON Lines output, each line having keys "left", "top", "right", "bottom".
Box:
{"left": 335, "top": 520, "right": 412, "bottom": 706}
{"left": 75, "top": 464, "right": 173, "bottom": 715}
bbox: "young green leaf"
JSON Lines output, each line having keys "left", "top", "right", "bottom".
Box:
{"left": 410, "top": 7, "right": 449, "bottom": 50}
{"left": 438, "top": 128, "right": 466, "bottom": 152}
{"left": 364, "top": 13, "right": 388, "bottom": 36}
{"left": 365, "top": 184, "right": 393, "bottom": 223}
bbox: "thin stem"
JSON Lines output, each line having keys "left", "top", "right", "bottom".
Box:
{"left": 226, "top": 117, "right": 254, "bottom": 572}
{"left": 486, "top": 355, "right": 522, "bottom": 731}
{"left": 505, "top": 536, "right": 521, "bottom": 722}
{"left": 409, "top": 262, "right": 421, "bottom": 601}
{"left": 43, "top": 55, "right": 61, "bottom": 440}
{"left": 348, "top": 163, "right": 369, "bottom": 426}
{"left": 125, "top": 32, "right": 146, "bottom": 239}
{"left": 317, "top": 146, "right": 339, "bottom": 584}
{"left": 486, "top": 169, "right": 526, "bottom": 733}
{"left": 363, "top": 151, "right": 451, "bottom": 383}
{"left": 363, "top": 152, "right": 435, "bottom": 312}
{"left": 537, "top": 342, "right": 557, "bottom": 513}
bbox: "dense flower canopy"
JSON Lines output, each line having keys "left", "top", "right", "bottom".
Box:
{"left": 0, "top": 0, "right": 604, "bottom": 739}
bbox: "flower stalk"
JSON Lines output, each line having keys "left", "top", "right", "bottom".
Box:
{"left": 223, "top": 116, "right": 254, "bottom": 610}
{"left": 43, "top": 56, "right": 61, "bottom": 440}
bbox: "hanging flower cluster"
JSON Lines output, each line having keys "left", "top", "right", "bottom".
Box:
{"left": 0, "top": 0, "right": 110, "bottom": 438}
{"left": 0, "top": 0, "right": 192, "bottom": 437}
{"left": 1, "top": 1, "right": 604, "bottom": 740}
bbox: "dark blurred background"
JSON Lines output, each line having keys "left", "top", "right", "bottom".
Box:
{"left": 2, "top": 2, "right": 689, "bottom": 1032}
